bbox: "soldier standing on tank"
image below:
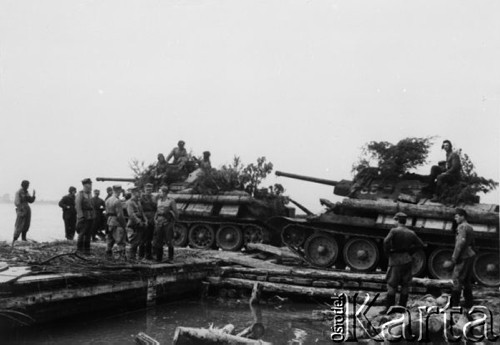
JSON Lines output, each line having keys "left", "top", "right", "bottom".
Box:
{"left": 59, "top": 186, "right": 77, "bottom": 240}
{"left": 12, "top": 180, "right": 36, "bottom": 246}
{"left": 91, "top": 189, "right": 106, "bottom": 241}
{"left": 75, "top": 178, "right": 96, "bottom": 254}
{"left": 382, "top": 212, "right": 425, "bottom": 312}
{"left": 443, "top": 208, "right": 476, "bottom": 308}
{"left": 126, "top": 186, "right": 146, "bottom": 260}
{"left": 140, "top": 183, "right": 157, "bottom": 260}
{"left": 166, "top": 140, "right": 189, "bottom": 169}
{"left": 153, "top": 185, "right": 179, "bottom": 262}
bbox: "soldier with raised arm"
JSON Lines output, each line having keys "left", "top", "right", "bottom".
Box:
{"left": 12, "top": 180, "right": 36, "bottom": 246}
{"left": 105, "top": 185, "right": 128, "bottom": 259}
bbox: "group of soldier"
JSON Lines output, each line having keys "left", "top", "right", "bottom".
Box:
{"left": 10, "top": 139, "right": 478, "bottom": 310}
{"left": 57, "top": 178, "right": 179, "bottom": 262}
{"left": 382, "top": 207, "right": 475, "bottom": 313}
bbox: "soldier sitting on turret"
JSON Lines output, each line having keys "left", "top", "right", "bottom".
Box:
{"left": 428, "top": 140, "right": 462, "bottom": 201}
{"left": 166, "top": 140, "right": 189, "bottom": 170}
{"left": 154, "top": 153, "right": 168, "bottom": 184}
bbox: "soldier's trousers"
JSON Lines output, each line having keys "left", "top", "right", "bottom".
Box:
{"left": 451, "top": 256, "right": 474, "bottom": 307}
{"left": 14, "top": 207, "right": 31, "bottom": 241}
{"left": 106, "top": 225, "right": 127, "bottom": 255}
{"left": 386, "top": 262, "right": 413, "bottom": 294}
{"left": 127, "top": 225, "right": 144, "bottom": 258}
{"left": 76, "top": 219, "right": 93, "bottom": 253}
{"left": 139, "top": 221, "right": 155, "bottom": 259}
{"left": 152, "top": 220, "right": 174, "bottom": 250}
{"left": 63, "top": 213, "right": 76, "bottom": 240}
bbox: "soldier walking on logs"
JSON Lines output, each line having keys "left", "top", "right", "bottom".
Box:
{"left": 105, "top": 185, "right": 128, "bottom": 259}
{"left": 382, "top": 212, "right": 425, "bottom": 313}
{"left": 75, "top": 178, "right": 95, "bottom": 254}
{"left": 140, "top": 183, "right": 157, "bottom": 260}
{"left": 12, "top": 180, "right": 36, "bottom": 246}
{"left": 126, "top": 186, "right": 147, "bottom": 260}
{"left": 443, "top": 208, "right": 476, "bottom": 309}
{"left": 152, "top": 185, "right": 179, "bottom": 262}
{"left": 58, "top": 186, "right": 77, "bottom": 240}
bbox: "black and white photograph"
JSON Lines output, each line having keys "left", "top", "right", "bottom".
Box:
{"left": 0, "top": 1, "right": 499, "bottom": 344}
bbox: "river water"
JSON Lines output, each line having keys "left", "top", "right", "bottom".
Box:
{"left": 0, "top": 203, "right": 333, "bottom": 344}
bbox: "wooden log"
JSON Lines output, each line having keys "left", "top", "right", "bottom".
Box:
{"left": 246, "top": 243, "right": 301, "bottom": 260}
{"left": 172, "top": 326, "right": 271, "bottom": 345}
{"left": 135, "top": 332, "right": 160, "bottom": 345}
{"left": 341, "top": 198, "right": 499, "bottom": 225}
{"left": 219, "top": 266, "right": 453, "bottom": 289}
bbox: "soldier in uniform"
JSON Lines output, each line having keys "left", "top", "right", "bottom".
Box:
{"left": 58, "top": 186, "right": 77, "bottom": 240}
{"left": 382, "top": 212, "right": 425, "bottom": 312}
{"left": 75, "top": 178, "right": 96, "bottom": 254}
{"left": 429, "top": 140, "right": 462, "bottom": 201}
{"left": 444, "top": 208, "right": 476, "bottom": 308}
{"left": 105, "top": 185, "right": 128, "bottom": 259}
{"left": 140, "top": 183, "right": 157, "bottom": 260}
{"left": 126, "top": 187, "right": 146, "bottom": 260}
{"left": 152, "top": 185, "right": 179, "bottom": 262}
{"left": 12, "top": 180, "right": 36, "bottom": 246}
{"left": 166, "top": 140, "right": 188, "bottom": 169}
{"left": 91, "top": 189, "right": 106, "bottom": 241}
{"left": 105, "top": 186, "right": 113, "bottom": 201}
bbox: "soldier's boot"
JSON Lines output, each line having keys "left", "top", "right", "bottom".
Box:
{"left": 463, "top": 288, "right": 473, "bottom": 309}
{"left": 399, "top": 294, "right": 409, "bottom": 308}
{"left": 156, "top": 248, "right": 163, "bottom": 262}
{"left": 450, "top": 290, "right": 461, "bottom": 308}
{"left": 168, "top": 246, "right": 174, "bottom": 262}
{"left": 21, "top": 233, "right": 27, "bottom": 241}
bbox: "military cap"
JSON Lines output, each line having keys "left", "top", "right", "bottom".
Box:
{"left": 68, "top": 186, "right": 77, "bottom": 193}
{"left": 21, "top": 180, "right": 30, "bottom": 188}
{"left": 145, "top": 183, "right": 154, "bottom": 188}
{"left": 81, "top": 178, "right": 92, "bottom": 185}
{"left": 160, "top": 185, "right": 169, "bottom": 193}
{"left": 128, "top": 186, "right": 140, "bottom": 192}
{"left": 178, "top": 140, "right": 185, "bottom": 146}
{"left": 112, "top": 184, "right": 122, "bottom": 191}
{"left": 203, "top": 151, "right": 211, "bottom": 157}
{"left": 393, "top": 212, "right": 407, "bottom": 220}
{"left": 106, "top": 186, "right": 113, "bottom": 192}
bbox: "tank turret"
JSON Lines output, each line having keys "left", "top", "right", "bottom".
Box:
{"left": 275, "top": 171, "right": 352, "bottom": 196}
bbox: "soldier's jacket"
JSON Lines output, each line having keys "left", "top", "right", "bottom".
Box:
{"left": 140, "top": 193, "right": 157, "bottom": 220}
{"left": 59, "top": 194, "right": 76, "bottom": 216}
{"left": 15, "top": 188, "right": 35, "bottom": 216}
{"left": 155, "top": 197, "right": 179, "bottom": 224}
{"left": 383, "top": 226, "right": 425, "bottom": 266}
{"left": 452, "top": 222, "right": 476, "bottom": 263}
{"left": 126, "top": 198, "right": 145, "bottom": 227}
{"left": 445, "top": 151, "right": 462, "bottom": 177}
{"left": 75, "top": 190, "right": 95, "bottom": 221}
{"left": 105, "top": 195, "right": 127, "bottom": 228}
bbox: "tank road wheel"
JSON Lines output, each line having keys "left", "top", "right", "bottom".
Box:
{"left": 188, "top": 224, "right": 215, "bottom": 249}
{"left": 244, "top": 225, "right": 265, "bottom": 244}
{"left": 428, "top": 248, "right": 453, "bottom": 280}
{"left": 411, "top": 249, "right": 427, "bottom": 277}
{"left": 343, "top": 238, "right": 379, "bottom": 272}
{"left": 304, "top": 234, "right": 339, "bottom": 268}
{"left": 216, "top": 225, "right": 244, "bottom": 251}
{"left": 281, "top": 226, "right": 306, "bottom": 247}
{"left": 472, "top": 252, "right": 500, "bottom": 287}
{"left": 173, "top": 223, "right": 189, "bottom": 247}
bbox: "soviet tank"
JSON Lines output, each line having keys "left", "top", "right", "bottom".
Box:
{"left": 271, "top": 170, "right": 499, "bottom": 287}
{"left": 96, "top": 165, "right": 293, "bottom": 252}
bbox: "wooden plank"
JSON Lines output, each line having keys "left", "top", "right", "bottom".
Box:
{"left": 246, "top": 243, "right": 301, "bottom": 260}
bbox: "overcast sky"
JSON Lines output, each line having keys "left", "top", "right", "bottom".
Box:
{"left": 0, "top": 0, "right": 499, "bottom": 212}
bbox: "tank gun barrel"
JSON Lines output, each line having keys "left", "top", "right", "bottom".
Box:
{"left": 275, "top": 171, "right": 339, "bottom": 187}
{"left": 95, "top": 177, "right": 137, "bottom": 183}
